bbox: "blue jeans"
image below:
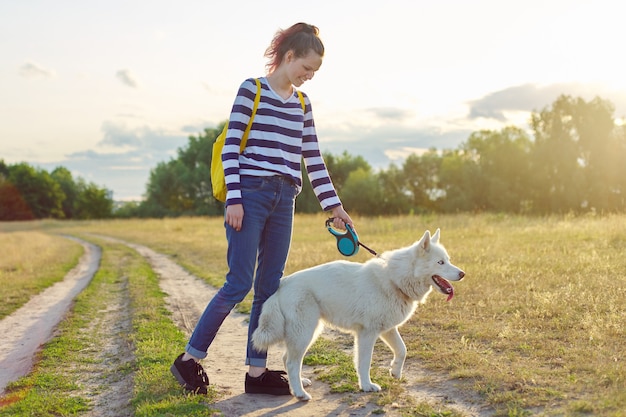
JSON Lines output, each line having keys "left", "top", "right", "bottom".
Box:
{"left": 186, "top": 175, "right": 296, "bottom": 367}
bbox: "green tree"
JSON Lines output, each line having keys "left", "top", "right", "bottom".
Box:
{"left": 377, "top": 163, "right": 412, "bottom": 214}
{"left": 7, "top": 163, "right": 65, "bottom": 218}
{"left": 113, "top": 200, "right": 141, "bottom": 218}
{"left": 0, "top": 160, "right": 8, "bottom": 177}
{"left": 74, "top": 179, "right": 113, "bottom": 219}
{"left": 340, "top": 167, "right": 384, "bottom": 215}
{"left": 608, "top": 124, "right": 626, "bottom": 210}
{"left": 143, "top": 160, "right": 190, "bottom": 215}
{"left": 323, "top": 151, "right": 371, "bottom": 194}
{"left": 402, "top": 150, "right": 442, "bottom": 213}
{"left": 461, "top": 127, "right": 532, "bottom": 212}
{"left": 175, "top": 127, "right": 221, "bottom": 214}
{"left": 51, "top": 166, "right": 78, "bottom": 218}
{"left": 141, "top": 127, "right": 223, "bottom": 216}
{"left": 529, "top": 95, "right": 617, "bottom": 213}
{"left": 571, "top": 96, "right": 621, "bottom": 211}
{"left": 438, "top": 149, "right": 479, "bottom": 212}
{"left": 295, "top": 165, "right": 320, "bottom": 213}
{"left": 296, "top": 151, "right": 369, "bottom": 214}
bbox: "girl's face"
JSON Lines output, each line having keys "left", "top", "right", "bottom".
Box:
{"left": 285, "top": 50, "right": 322, "bottom": 87}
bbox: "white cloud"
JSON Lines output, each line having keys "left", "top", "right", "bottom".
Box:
{"left": 384, "top": 147, "right": 430, "bottom": 162}
{"left": 97, "top": 121, "right": 188, "bottom": 153}
{"left": 319, "top": 123, "right": 471, "bottom": 169}
{"left": 201, "top": 82, "right": 214, "bottom": 93}
{"left": 115, "top": 69, "right": 139, "bottom": 88}
{"left": 467, "top": 83, "right": 626, "bottom": 121}
{"left": 365, "top": 107, "right": 414, "bottom": 122}
{"left": 36, "top": 122, "right": 189, "bottom": 200}
{"left": 19, "top": 61, "right": 55, "bottom": 79}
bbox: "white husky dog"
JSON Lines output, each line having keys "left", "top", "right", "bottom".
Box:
{"left": 252, "top": 229, "right": 465, "bottom": 401}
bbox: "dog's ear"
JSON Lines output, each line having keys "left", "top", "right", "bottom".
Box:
{"left": 431, "top": 228, "right": 440, "bottom": 244}
{"left": 419, "top": 230, "right": 432, "bottom": 251}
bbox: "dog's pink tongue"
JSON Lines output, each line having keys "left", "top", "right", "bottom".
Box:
{"left": 433, "top": 275, "right": 455, "bottom": 301}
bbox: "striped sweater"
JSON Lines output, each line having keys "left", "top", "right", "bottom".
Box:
{"left": 222, "top": 77, "right": 342, "bottom": 210}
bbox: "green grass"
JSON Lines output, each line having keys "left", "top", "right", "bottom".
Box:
{"left": 407, "top": 214, "right": 626, "bottom": 416}
{"left": 1, "top": 213, "right": 625, "bottom": 416}
{"left": 0, "top": 236, "right": 219, "bottom": 416}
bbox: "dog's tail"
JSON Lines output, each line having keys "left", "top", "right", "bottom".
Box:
{"left": 251, "top": 293, "right": 285, "bottom": 351}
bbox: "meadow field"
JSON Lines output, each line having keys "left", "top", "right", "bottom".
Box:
{"left": 0, "top": 213, "right": 625, "bottom": 416}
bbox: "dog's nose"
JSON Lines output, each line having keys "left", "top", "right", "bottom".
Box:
{"left": 459, "top": 271, "right": 465, "bottom": 279}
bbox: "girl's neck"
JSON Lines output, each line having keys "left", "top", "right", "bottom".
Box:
{"left": 266, "top": 72, "right": 293, "bottom": 100}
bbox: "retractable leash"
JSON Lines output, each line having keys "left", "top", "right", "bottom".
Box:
{"left": 325, "top": 218, "right": 378, "bottom": 257}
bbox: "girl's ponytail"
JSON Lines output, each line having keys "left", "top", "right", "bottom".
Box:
{"left": 265, "top": 23, "right": 324, "bottom": 73}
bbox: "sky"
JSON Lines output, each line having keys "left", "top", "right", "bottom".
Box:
{"left": 2, "top": 0, "right": 625, "bottom": 201}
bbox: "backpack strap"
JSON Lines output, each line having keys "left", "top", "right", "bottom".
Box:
{"left": 296, "top": 90, "right": 306, "bottom": 113}
{"left": 239, "top": 78, "right": 261, "bottom": 153}
{"left": 241, "top": 83, "right": 305, "bottom": 153}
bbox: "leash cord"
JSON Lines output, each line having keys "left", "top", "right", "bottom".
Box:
{"left": 358, "top": 241, "right": 378, "bottom": 256}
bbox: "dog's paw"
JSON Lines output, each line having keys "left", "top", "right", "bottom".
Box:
{"left": 294, "top": 390, "right": 312, "bottom": 401}
{"left": 302, "top": 377, "right": 312, "bottom": 387}
{"left": 390, "top": 358, "right": 404, "bottom": 379}
{"left": 361, "top": 382, "right": 382, "bottom": 392}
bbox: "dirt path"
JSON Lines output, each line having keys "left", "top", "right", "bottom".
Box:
{"left": 0, "top": 237, "right": 100, "bottom": 395}
{"left": 0, "top": 235, "right": 493, "bottom": 416}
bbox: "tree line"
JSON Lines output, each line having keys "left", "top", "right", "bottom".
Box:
{"left": 2, "top": 94, "right": 625, "bottom": 220}
{"left": 0, "top": 162, "right": 113, "bottom": 220}
{"left": 132, "top": 94, "right": 626, "bottom": 217}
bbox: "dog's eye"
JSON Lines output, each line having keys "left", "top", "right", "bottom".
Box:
{"left": 437, "top": 260, "right": 444, "bottom": 265}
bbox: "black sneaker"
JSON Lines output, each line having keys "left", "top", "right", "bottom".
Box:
{"left": 245, "top": 369, "right": 291, "bottom": 395}
{"left": 170, "top": 353, "right": 209, "bottom": 394}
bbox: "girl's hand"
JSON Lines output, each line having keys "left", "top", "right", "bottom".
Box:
{"left": 330, "top": 205, "right": 353, "bottom": 230}
{"left": 225, "top": 204, "right": 244, "bottom": 231}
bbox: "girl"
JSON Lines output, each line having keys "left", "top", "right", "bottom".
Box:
{"left": 170, "top": 22, "right": 353, "bottom": 396}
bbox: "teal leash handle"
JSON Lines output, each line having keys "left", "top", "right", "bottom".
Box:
{"left": 325, "top": 218, "right": 378, "bottom": 257}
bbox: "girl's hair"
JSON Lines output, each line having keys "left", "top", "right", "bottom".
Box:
{"left": 265, "top": 23, "right": 324, "bottom": 73}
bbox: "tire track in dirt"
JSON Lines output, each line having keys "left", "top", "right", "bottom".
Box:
{"left": 0, "top": 237, "right": 100, "bottom": 395}
{"left": 108, "top": 236, "right": 493, "bottom": 417}
{"left": 78, "top": 252, "right": 135, "bottom": 417}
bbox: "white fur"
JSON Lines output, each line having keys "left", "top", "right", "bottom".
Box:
{"left": 252, "top": 229, "right": 465, "bottom": 401}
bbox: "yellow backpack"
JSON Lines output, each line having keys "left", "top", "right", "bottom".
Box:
{"left": 211, "top": 78, "right": 306, "bottom": 202}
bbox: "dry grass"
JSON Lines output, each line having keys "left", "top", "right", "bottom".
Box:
{"left": 396, "top": 214, "right": 626, "bottom": 415}
{"left": 0, "top": 231, "right": 83, "bottom": 319}
{"left": 2, "top": 213, "right": 625, "bottom": 415}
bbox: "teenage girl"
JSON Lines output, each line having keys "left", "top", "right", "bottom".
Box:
{"left": 170, "top": 22, "right": 353, "bottom": 395}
